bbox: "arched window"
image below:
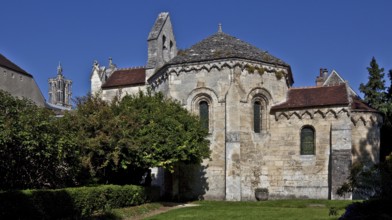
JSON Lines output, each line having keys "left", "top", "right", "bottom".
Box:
{"left": 301, "top": 126, "right": 315, "bottom": 155}
{"left": 254, "top": 101, "right": 261, "bottom": 133}
{"left": 199, "top": 101, "right": 209, "bottom": 130}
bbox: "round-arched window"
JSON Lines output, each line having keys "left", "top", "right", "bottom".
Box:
{"left": 301, "top": 126, "right": 315, "bottom": 155}
{"left": 254, "top": 101, "right": 261, "bottom": 133}
{"left": 199, "top": 101, "right": 209, "bottom": 130}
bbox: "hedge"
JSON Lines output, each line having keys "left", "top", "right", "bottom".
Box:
{"left": 0, "top": 184, "right": 157, "bottom": 219}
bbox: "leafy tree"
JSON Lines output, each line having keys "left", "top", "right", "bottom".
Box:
{"left": 337, "top": 153, "right": 392, "bottom": 199}
{"left": 339, "top": 58, "right": 392, "bottom": 196}
{"left": 66, "top": 91, "right": 210, "bottom": 185}
{"left": 0, "top": 90, "right": 80, "bottom": 190}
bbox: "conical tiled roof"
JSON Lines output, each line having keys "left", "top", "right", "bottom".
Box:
{"left": 167, "top": 32, "right": 289, "bottom": 67}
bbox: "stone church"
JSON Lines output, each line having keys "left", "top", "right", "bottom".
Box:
{"left": 48, "top": 63, "right": 72, "bottom": 109}
{"left": 91, "top": 13, "right": 382, "bottom": 200}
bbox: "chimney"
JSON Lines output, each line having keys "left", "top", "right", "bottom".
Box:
{"left": 315, "top": 68, "right": 328, "bottom": 86}
{"left": 323, "top": 68, "right": 328, "bottom": 78}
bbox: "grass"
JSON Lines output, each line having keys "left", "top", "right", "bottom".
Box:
{"left": 89, "top": 203, "right": 163, "bottom": 220}
{"left": 144, "top": 200, "right": 354, "bottom": 220}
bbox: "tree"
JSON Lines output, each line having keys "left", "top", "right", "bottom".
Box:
{"left": 359, "top": 57, "right": 387, "bottom": 113}
{"left": 66, "top": 91, "right": 210, "bottom": 185}
{"left": 0, "top": 90, "right": 80, "bottom": 190}
{"left": 359, "top": 57, "right": 392, "bottom": 161}
{"left": 386, "top": 69, "right": 392, "bottom": 122}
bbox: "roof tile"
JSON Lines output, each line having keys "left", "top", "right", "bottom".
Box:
{"left": 102, "top": 68, "right": 146, "bottom": 89}
{"left": 351, "top": 96, "right": 379, "bottom": 112}
{"left": 271, "top": 84, "right": 349, "bottom": 110}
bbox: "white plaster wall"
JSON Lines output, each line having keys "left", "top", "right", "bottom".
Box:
{"left": 101, "top": 85, "right": 147, "bottom": 101}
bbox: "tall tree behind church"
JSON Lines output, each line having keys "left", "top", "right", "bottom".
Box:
{"left": 360, "top": 57, "right": 392, "bottom": 160}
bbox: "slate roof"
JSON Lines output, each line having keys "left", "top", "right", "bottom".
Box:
{"left": 167, "top": 32, "right": 289, "bottom": 67}
{"left": 271, "top": 84, "right": 349, "bottom": 111}
{"left": 0, "top": 53, "right": 32, "bottom": 77}
{"left": 102, "top": 68, "right": 146, "bottom": 89}
{"left": 163, "top": 32, "right": 293, "bottom": 84}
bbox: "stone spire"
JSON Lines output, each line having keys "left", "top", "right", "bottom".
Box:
{"left": 57, "top": 62, "right": 63, "bottom": 75}
{"left": 48, "top": 63, "right": 72, "bottom": 108}
{"left": 218, "top": 23, "right": 222, "bottom": 33}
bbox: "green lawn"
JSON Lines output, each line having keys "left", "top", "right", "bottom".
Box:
{"left": 144, "top": 200, "right": 353, "bottom": 220}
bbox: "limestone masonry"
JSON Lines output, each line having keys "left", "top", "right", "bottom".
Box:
{"left": 90, "top": 12, "right": 382, "bottom": 200}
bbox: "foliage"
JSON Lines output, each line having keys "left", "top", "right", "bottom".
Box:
{"left": 339, "top": 57, "right": 392, "bottom": 218}
{"left": 0, "top": 184, "right": 148, "bottom": 219}
{"left": 65, "top": 90, "right": 210, "bottom": 185}
{"left": 96, "top": 202, "right": 162, "bottom": 220}
{"left": 339, "top": 200, "right": 392, "bottom": 220}
{"left": 359, "top": 57, "right": 387, "bottom": 113}
{"left": 359, "top": 57, "right": 392, "bottom": 160}
{"left": 337, "top": 153, "right": 392, "bottom": 200}
{"left": 0, "top": 90, "right": 80, "bottom": 190}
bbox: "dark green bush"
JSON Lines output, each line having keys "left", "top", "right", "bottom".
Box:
{"left": 0, "top": 184, "right": 150, "bottom": 219}
{"left": 339, "top": 199, "right": 392, "bottom": 220}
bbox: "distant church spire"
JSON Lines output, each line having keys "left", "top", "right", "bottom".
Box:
{"left": 218, "top": 23, "right": 222, "bottom": 33}
{"left": 57, "top": 62, "right": 63, "bottom": 75}
{"left": 49, "top": 63, "right": 72, "bottom": 109}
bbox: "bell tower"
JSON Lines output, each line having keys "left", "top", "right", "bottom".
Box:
{"left": 48, "top": 62, "right": 72, "bottom": 108}
{"left": 146, "top": 12, "right": 177, "bottom": 78}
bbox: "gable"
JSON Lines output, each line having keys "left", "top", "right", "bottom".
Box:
{"left": 323, "top": 70, "right": 358, "bottom": 96}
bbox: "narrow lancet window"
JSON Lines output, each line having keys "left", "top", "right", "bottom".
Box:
{"left": 200, "top": 101, "right": 209, "bottom": 130}
{"left": 301, "top": 126, "right": 315, "bottom": 155}
{"left": 254, "top": 101, "right": 261, "bottom": 133}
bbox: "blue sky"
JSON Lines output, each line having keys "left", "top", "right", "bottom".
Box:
{"left": 1, "top": 0, "right": 391, "bottom": 100}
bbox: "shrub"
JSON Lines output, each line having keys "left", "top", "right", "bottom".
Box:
{"left": 339, "top": 200, "right": 392, "bottom": 220}
{"left": 0, "top": 184, "right": 150, "bottom": 219}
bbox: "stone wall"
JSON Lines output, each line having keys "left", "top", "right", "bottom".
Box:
{"left": 351, "top": 112, "right": 382, "bottom": 164}
{"left": 101, "top": 56, "right": 381, "bottom": 201}
{"left": 152, "top": 61, "right": 292, "bottom": 200}
{"left": 265, "top": 108, "right": 351, "bottom": 199}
